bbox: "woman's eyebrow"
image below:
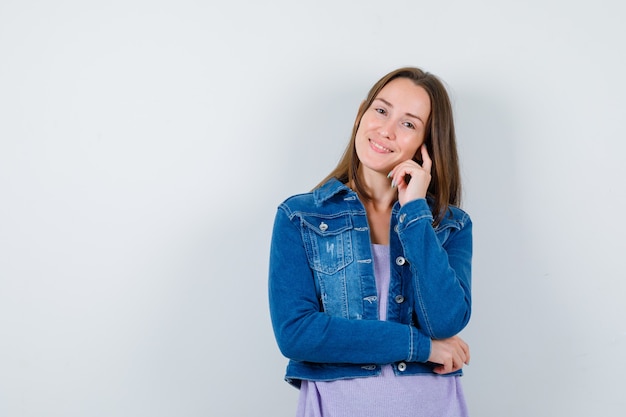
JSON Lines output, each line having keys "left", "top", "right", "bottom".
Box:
{"left": 374, "top": 97, "right": 425, "bottom": 124}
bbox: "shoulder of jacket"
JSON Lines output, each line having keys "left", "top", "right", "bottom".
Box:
{"left": 276, "top": 190, "right": 323, "bottom": 220}
{"left": 440, "top": 204, "right": 472, "bottom": 229}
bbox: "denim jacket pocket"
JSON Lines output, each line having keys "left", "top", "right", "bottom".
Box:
{"left": 300, "top": 214, "right": 354, "bottom": 275}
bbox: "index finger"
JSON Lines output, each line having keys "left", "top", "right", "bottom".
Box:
{"left": 420, "top": 144, "right": 432, "bottom": 172}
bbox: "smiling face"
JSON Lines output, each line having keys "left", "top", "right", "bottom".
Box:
{"left": 354, "top": 77, "right": 431, "bottom": 177}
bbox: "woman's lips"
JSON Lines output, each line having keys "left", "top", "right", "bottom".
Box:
{"left": 369, "top": 139, "right": 392, "bottom": 153}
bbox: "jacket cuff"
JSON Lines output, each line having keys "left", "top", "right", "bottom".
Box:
{"left": 396, "top": 198, "right": 433, "bottom": 231}
{"left": 408, "top": 326, "right": 431, "bottom": 363}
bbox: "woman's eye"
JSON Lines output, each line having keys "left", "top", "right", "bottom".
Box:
{"left": 403, "top": 121, "right": 415, "bottom": 129}
{"left": 374, "top": 108, "right": 386, "bottom": 115}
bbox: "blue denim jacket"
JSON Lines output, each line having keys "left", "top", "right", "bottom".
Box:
{"left": 268, "top": 178, "right": 472, "bottom": 388}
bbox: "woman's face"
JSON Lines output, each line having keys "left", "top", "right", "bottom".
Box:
{"left": 355, "top": 77, "right": 431, "bottom": 176}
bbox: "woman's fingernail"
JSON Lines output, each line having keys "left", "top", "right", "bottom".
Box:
{"left": 387, "top": 171, "right": 393, "bottom": 178}
{"left": 391, "top": 179, "right": 396, "bottom": 188}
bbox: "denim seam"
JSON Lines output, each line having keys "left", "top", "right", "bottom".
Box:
{"left": 403, "top": 214, "right": 433, "bottom": 229}
{"left": 408, "top": 325, "right": 415, "bottom": 362}
{"left": 413, "top": 266, "right": 435, "bottom": 337}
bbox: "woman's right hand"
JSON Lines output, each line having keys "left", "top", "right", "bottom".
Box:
{"left": 389, "top": 144, "right": 432, "bottom": 207}
{"left": 428, "top": 335, "right": 470, "bottom": 374}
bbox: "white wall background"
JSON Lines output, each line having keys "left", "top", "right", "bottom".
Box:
{"left": 1, "top": 1, "right": 625, "bottom": 416}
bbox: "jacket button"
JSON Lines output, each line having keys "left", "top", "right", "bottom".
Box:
{"left": 398, "top": 362, "right": 407, "bottom": 372}
{"left": 319, "top": 222, "right": 328, "bottom": 232}
{"left": 395, "top": 256, "right": 406, "bottom": 266}
{"left": 394, "top": 295, "right": 405, "bottom": 304}
{"left": 394, "top": 224, "right": 399, "bottom": 233}
{"left": 399, "top": 213, "right": 407, "bottom": 223}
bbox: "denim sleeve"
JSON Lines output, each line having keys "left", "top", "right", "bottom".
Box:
{"left": 268, "top": 206, "right": 431, "bottom": 364}
{"left": 396, "top": 199, "right": 472, "bottom": 339}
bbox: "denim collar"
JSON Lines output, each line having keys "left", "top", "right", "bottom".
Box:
{"left": 312, "top": 178, "right": 446, "bottom": 220}
{"left": 312, "top": 177, "right": 412, "bottom": 209}
{"left": 312, "top": 178, "right": 352, "bottom": 206}
{"left": 312, "top": 177, "right": 410, "bottom": 213}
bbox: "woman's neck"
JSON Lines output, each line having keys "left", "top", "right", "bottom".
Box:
{"left": 355, "top": 168, "right": 397, "bottom": 209}
{"left": 353, "top": 169, "right": 396, "bottom": 245}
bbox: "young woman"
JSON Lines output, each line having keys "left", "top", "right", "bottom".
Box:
{"left": 269, "top": 67, "right": 473, "bottom": 416}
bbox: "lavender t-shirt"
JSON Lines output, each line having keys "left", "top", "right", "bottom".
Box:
{"left": 296, "top": 244, "right": 469, "bottom": 417}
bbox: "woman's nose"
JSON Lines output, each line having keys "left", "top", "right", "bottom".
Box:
{"left": 379, "top": 120, "right": 395, "bottom": 139}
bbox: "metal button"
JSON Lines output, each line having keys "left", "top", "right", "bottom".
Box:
{"left": 395, "top": 295, "right": 405, "bottom": 304}
{"left": 395, "top": 256, "right": 406, "bottom": 266}
{"left": 319, "top": 222, "right": 328, "bottom": 232}
{"left": 398, "top": 362, "right": 407, "bottom": 371}
{"left": 394, "top": 224, "right": 399, "bottom": 233}
{"left": 399, "top": 213, "right": 407, "bottom": 223}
